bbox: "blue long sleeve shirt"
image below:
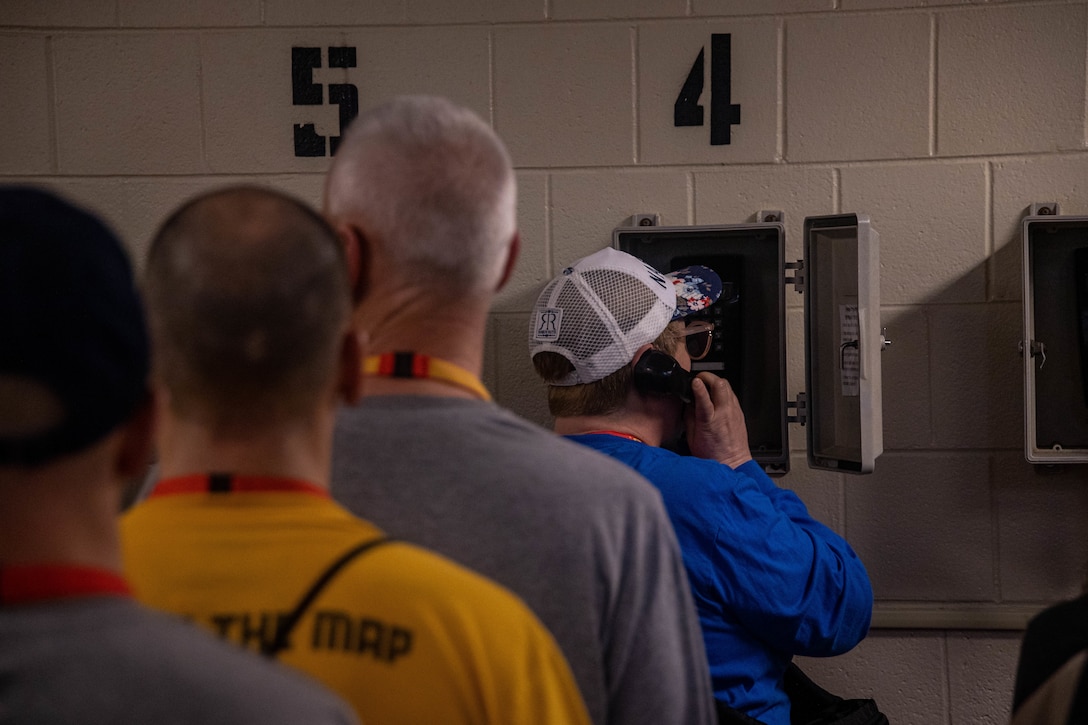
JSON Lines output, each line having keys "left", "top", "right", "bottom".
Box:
{"left": 567, "top": 435, "right": 873, "bottom": 725}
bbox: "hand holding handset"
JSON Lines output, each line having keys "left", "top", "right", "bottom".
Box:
{"left": 686, "top": 373, "right": 752, "bottom": 469}
{"left": 634, "top": 349, "right": 753, "bottom": 469}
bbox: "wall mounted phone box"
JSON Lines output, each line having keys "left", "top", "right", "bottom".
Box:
{"left": 614, "top": 213, "right": 884, "bottom": 476}
{"left": 1021, "top": 209, "right": 1088, "bottom": 464}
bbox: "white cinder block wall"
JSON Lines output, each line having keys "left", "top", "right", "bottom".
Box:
{"left": 4, "top": 1, "right": 1088, "bottom": 722}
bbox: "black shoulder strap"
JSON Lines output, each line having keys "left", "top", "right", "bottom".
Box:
{"left": 261, "top": 536, "right": 396, "bottom": 658}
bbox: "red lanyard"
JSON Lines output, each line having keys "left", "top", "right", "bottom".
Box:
{"left": 582, "top": 430, "right": 645, "bottom": 444}
{"left": 149, "top": 473, "right": 329, "bottom": 499}
{"left": 0, "top": 564, "right": 131, "bottom": 606}
{"left": 363, "top": 352, "right": 491, "bottom": 401}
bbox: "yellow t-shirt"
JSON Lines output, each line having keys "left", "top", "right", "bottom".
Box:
{"left": 121, "top": 476, "right": 590, "bottom": 725}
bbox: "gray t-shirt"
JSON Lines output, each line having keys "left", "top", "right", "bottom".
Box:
{"left": 332, "top": 396, "right": 714, "bottom": 725}
{"left": 0, "top": 596, "right": 357, "bottom": 725}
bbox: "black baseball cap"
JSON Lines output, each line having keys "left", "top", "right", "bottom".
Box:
{"left": 0, "top": 186, "right": 149, "bottom": 467}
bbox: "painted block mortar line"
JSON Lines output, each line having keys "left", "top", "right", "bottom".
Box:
{"left": 544, "top": 173, "right": 553, "bottom": 275}
{"left": 940, "top": 634, "right": 952, "bottom": 725}
{"left": 488, "top": 29, "right": 495, "bottom": 126}
{"left": 21, "top": 27, "right": 207, "bottom": 36}
{"left": 631, "top": 25, "right": 639, "bottom": 164}
{"left": 680, "top": 9, "right": 925, "bottom": 21}
{"left": 187, "top": 19, "right": 552, "bottom": 32}
{"left": 987, "top": 458, "right": 1002, "bottom": 608}
{"left": 511, "top": 146, "right": 1088, "bottom": 174}
{"left": 929, "top": 12, "right": 937, "bottom": 158}
{"left": 13, "top": 14, "right": 939, "bottom": 31}
{"left": 837, "top": 477, "right": 846, "bottom": 545}
{"left": 115, "top": 21, "right": 263, "bottom": 31}
{"left": 1084, "top": 4, "right": 1088, "bottom": 148}
{"left": 924, "top": 305, "right": 936, "bottom": 449}
{"left": 0, "top": 171, "right": 331, "bottom": 182}
{"left": 197, "top": 33, "right": 209, "bottom": 173}
{"left": 528, "top": 8, "right": 968, "bottom": 28}
{"left": 820, "top": 148, "right": 1088, "bottom": 166}
{"left": 989, "top": 455, "right": 1008, "bottom": 604}
{"left": 777, "top": 18, "right": 786, "bottom": 163}
{"left": 493, "top": 310, "right": 538, "bottom": 321}
{"left": 45, "top": 34, "right": 58, "bottom": 174}
{"left": 687, "top": 171, "right": 695, "bottom": 225}
{"left": 985, "top": 161, "right": 994, "bottom": 301}
{"left": 989, "top": 455, "right": 1004, "bottom": 605}
{"left": 832, "top": 167, "right": 841, "bottom": 214}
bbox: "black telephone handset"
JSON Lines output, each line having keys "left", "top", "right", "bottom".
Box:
{"left": 633, "top": 349, "right": 696, "bottom": 404}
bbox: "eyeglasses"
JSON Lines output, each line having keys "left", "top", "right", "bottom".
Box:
{"left": 680, "top": 320, "right": 715, "bottom": 361}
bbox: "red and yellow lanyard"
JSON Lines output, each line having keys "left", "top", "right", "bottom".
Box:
{"left": 363, "top": 352, "right": 491, "bottom": 402}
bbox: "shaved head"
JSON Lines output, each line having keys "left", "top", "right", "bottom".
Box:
{"left": 325, "top": 95, "right": 516, "bottom": 296}
{"left": 144, "top": 186, "right": 351, "bottom": 429}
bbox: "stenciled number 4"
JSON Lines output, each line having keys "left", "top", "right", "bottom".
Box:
{"left": 673, "top": 33, "right": 742, "bottom": 146}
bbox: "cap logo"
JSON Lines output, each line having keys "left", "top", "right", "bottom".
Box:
{"left": 643, "top": 264, "right": 668, "bottom": 289}
{"left": 533, "top": 308, "right": 563, "bottom": 341}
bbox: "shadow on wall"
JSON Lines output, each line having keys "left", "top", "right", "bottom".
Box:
{"left": 796, "top": 630, "right": 1023, "bottom": 725}
{"left": 488, "top": 209, "right": 1088, "bottom": 725}
{"left": 838, "top": 210, "right": 1088, "bottom": 606}
{"left": 492, "top": 208, "right": 1088, "bottom": 607}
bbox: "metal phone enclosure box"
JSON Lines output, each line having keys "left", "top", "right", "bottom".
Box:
{"left": 614, "top": 213, "right": 883, "bottom": 475}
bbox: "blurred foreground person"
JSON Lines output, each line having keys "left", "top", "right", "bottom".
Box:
{"left": 0, "top": 186, "right": 356, "bottom": 725}
{"left": 121, "top": 185, "right": 590, "bottom": 725}
{"left": 1011, "top": 583, "right": 1088, "bottom": 724}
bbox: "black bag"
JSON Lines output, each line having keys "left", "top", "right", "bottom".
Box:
{"left": 714, "top": 664, "right": 889, "bottom": 725}
{"left": 715, "top": 701, "right": 766, "bottom": 724}
{"left": 784, "top": 664, "right": 889, "bottom": 725}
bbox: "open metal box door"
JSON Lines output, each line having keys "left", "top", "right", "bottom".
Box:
{"left": 803, "top": 214, "right": 884, "bottom": 473}
{"left": 1021, "top": 210, "right": 1088, "bottom": 464}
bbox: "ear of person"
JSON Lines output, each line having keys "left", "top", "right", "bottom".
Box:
{"left": 496, "top": 232, "right": 520, "bottom": 292}
{"left": 115, "top": 398, "right": 156, "bottom": 480}
{"left": 337, "top": 224, "right": 369, "bottom": 303}
{"left": 337, "top": 329, "right": 366, "bottom": 404}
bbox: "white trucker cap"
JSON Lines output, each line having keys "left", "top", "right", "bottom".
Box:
{"left": 529, "top": 247, "right": 721, "bottom": 386}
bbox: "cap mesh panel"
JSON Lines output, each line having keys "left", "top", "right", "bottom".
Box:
{"left": 553, "top": 281, "right": 612, "bottom": 356}
{"left": 529, "top": 263, "right": 675, "bottom": 384}
{"left": 582, "top": 269, "right": 658, "bottom": 334}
